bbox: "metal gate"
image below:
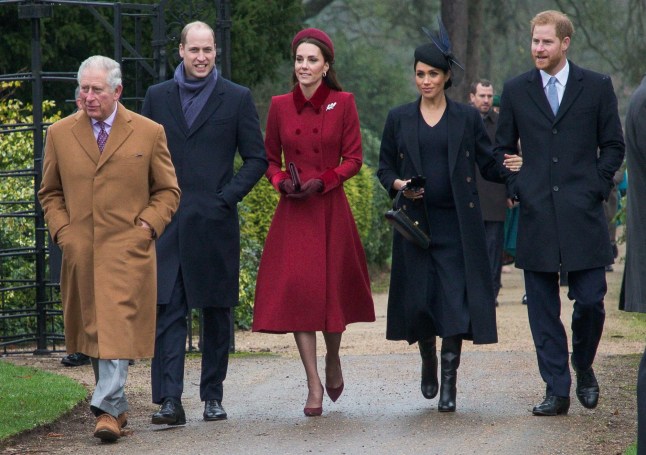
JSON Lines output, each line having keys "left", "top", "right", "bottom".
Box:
{"left": 0, "top": 0, "right": 231, "bottom": 355}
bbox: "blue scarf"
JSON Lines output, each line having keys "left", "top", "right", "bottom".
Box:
{"left": 174, "top": 62, "right": 218, "bottom": 128}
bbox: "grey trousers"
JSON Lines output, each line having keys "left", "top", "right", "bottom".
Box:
{"left": 90, "top": 358, "right": 130, "bottom": 418}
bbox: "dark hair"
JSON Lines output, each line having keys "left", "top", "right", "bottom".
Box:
{"left": 470, "top": 79, "right": 493, "bottom": 95}
{"left": 291, "top": 38, "right": 343, "bottom": 91}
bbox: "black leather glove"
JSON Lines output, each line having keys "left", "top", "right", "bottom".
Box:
{"left": 279, "top": 179, "right": 297, "bottom": 195}
{"left": 287, "top": 179, "right": 323, "bottom": 200}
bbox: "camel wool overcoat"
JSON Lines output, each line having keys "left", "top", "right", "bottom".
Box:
{"left": 38, "top": 104, "right": 180, "bottom": 359}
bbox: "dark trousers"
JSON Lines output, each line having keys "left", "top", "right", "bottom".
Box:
{"left": 638, "top": 347, "right": 646, "bottom": 455}
{"left": 484, "top": 221, "right": 505, "bottom": 299}
{"left": 524, "top": 267, "right": 606, "bottom": 397}
{"left": 151, "top": 271, "right": 231, "bottom": 404}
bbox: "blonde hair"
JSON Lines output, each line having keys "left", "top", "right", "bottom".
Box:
{"left": 530, "top": 10, "right": 574, "bottom": 41}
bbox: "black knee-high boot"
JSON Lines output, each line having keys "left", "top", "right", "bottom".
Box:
{"left": 438, "top": 336, "right": 462, "bottom": 412}
{"left": 418, "top": 337, "right": 438, "bottom": 399}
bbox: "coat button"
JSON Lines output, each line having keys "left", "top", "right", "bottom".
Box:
{"left": 295, "top": 149, "right": 301, "bottom": 155}
{"left": 466, "top": 151, "right": 470, "bottom": 157}
{"left": 313, "top": 148, "right": 319, "bottom": 154}
{"left": 399, "top": 153, "right": 404, "bottom": 159}
{"left": 313, "top": 128, "right": 319, "bottom": 134}
{"left": 403, "top": 204, "right": 407, "bottom": 210}
{"left": 552, "top": 128, "right": 558, "bottom": 134}
{"left": 468, "top": 202, "right": 475, "bottom": 208}
{"left": 552, "top": 157, "right": 558, "bottom": 163}
{"left": 466, "top": 176, "right": 472, "bottom": 183}
{"left": 295, "top": 129, "right": 301, "bottom": 135}
{"left": 553, "top": 186, "right": 559, "bottom": 191}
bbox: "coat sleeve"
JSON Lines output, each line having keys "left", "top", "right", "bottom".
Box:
{"left": 219, "top": 88, "right": 268, "bottom": 206}
{"left": 474, "top": 109, "right": 511, "bottom": 185}
{"left": 264, "top": 98, "right": 290, "bottom": 192}
{"left": 377, "top": 109, "right": 400, "bottom": 199}
{"left": 38, "top": 125, "right": 69, "bottom": 240}
{"left": 596, "top": 76, "right": 626, "bottom": 200}
{"left": 319, "top": 93, "right": 363, "bottom": 194}
{"left": 494, "top": 84, "right": 521, "bottom": 199}
{"left": 138, "top": 125, "right": 180, "bottom": 237}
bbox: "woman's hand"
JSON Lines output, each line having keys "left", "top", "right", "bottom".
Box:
{"left": 394, "top": 179, "right": 424, "bottom": 200}
{"left": 503, "top": 154, "right": 522, "bottom": 172}
{"left": 287, "top": 179, "right": 323, "bottom": 200}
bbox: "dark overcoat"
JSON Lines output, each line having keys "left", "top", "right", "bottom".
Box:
{"left": 496, "top": 61, "right": 625, "bottom": 273}
{"left": 620, "top": 75, "right": 646, "bottom": 314}
{"left": 475, "top": 110, "right": 508, "bottom": 222}
{"left": 378, "top": 98, "right": 512, "bottom": 344}
{"left": 142, "top": 77, "right": 267, "bottom": 308}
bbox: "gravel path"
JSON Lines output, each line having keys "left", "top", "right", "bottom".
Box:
{"left": 1, "top": 244, "right": 643, "bottom": 455}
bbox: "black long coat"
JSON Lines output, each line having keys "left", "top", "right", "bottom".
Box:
{"left": 496, "top": 61, "right": 625, "bottom": 273}
{"left": 142, "top": 77, "right": 267, "bottom": 308}
{"left": 620, "top": 75, "right": 646, "bottom": 314}
{"left": 378, "top": 98, "right": 512, "bottom": 344}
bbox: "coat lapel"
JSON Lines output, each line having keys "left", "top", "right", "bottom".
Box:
{"left": 446, "top": 98, "right": 465, "bottom": 175}
{"left": 555, "top": 61, "right": 584, "bottom": 123}
{"left": 402, "top": 100, "right": 423, "bottom": 175}
{"left": 71, "top": 111, "right": 100, "bottom": 165}
{"left": 525, "top": 69, "right": 555, "bottom": 122}
{"left": 97, "top": 103, "right": 134, "bottom": 171}
{"left": 166, "top": 84, "right": 190, "bottom": 136}
{"left": 187, "top": 78, "right": 225, "bottom": 136}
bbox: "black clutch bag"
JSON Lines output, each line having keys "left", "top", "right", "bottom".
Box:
{"left": 385, "top": 189, "right": 430, "bottom": 249}
{"left": 288, "top": 162, "right": 302, "bottom": 192}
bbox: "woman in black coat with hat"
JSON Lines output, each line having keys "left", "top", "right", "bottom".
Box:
{"left": 377, "top": 24, "right": 521, "bottom": 412}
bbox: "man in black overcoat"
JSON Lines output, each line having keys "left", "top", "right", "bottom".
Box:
{"left": 495, "top": 10, "right": 624, "bottom": 416}
{"left": 619, "top": 74, "right": 646, "bottom": 454}
{"left": 470, "top": 79, "right": 508, "bottom": 306}
{"left": 142, "top": 21, "right": 267, "bottom": 424}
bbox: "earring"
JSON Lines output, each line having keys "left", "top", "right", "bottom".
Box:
{"left": 323, "top": 71, "right": 327, "bottom": 77}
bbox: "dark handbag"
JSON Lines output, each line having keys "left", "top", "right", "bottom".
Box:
{"left": 288, "top": 162, "right": 302, "bottom": 192}
{"left": 385, "top": 189, "right": 430, "bottom": 249}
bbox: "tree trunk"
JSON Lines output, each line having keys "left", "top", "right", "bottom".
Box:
{"left": 466, "top": 0, "right": 483, "bottom": 94}
{"left": 441, "top": 0, "right": 469, "bottom": 102}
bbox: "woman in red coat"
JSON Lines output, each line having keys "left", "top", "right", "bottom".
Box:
{"left": 253, "top": 28, "right": 375, "bottom": 417}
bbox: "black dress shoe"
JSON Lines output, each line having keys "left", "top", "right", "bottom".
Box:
{"left": 151, "top": 397, "right": 186, "bottom": 425}
{"left": 532, "top": 396, "right": 570, "bottom": 416}
{"left": 574, "top": 366, "right": 600, "bottom": 409}
{"left": 203, "top": 400, "right": 227, "bottom": 421}
{"left": 61, "top": 352, "right": 90, "bottom": 367}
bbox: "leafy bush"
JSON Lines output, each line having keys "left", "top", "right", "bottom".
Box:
{"left": 0, "top": 82, "right": 63, "bottom": 341}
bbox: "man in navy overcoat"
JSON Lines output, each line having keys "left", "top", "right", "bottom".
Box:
{"left": 142, "top": 21, "right": 267, "bottom": 424}
{"left": 496, "top": 10, "right": 624, "bottom": 416}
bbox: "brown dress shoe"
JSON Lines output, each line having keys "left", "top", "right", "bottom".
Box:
{"left": 94, "top": 414, "right": 120, "bottom": 442}
{"left": 117, "top": 412, "right": 133, "bottom": 436}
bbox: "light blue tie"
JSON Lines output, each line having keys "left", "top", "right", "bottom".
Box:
{"left": 546, "top": 76, "right": 559, "bottom": 115}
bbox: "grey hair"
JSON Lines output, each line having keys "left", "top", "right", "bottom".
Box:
{"left": 77, "top": 55, "right": 122, "bottom": 91}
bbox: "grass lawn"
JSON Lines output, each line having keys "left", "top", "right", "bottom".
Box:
{"left": 0, "top": 360, "right": 87, "bottom": 441}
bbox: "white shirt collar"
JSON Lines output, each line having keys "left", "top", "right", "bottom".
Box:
{"left": 92, "top": 104, "right": 118, "bottom": 129}
{"left": 540, "top": 60, "right": 569, "bottom": 88}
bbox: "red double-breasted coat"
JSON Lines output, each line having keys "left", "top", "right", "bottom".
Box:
{"left": 252, "top": 84, "right": 375, "bottom": 333}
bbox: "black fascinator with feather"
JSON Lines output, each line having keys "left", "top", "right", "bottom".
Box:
{"left": 414, "top": 16, "right": 463, "bottom": 89}
{"left": 421, "top": 16, "right": 464, "bottom": 71}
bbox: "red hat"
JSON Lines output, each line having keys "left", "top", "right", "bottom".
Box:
{"left": 291, "top": 28, "right": 334, "bottom": 59}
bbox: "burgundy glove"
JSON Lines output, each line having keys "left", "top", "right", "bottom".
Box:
{"left": 279, "top": 179, "right": 297, "bottom": 195}
{"left": 287, "top": 179, "right": 323, "bottom": 199}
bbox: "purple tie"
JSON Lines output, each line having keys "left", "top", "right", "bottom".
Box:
{"left": 97, "top": 121, "right": 108, "bottom": 153}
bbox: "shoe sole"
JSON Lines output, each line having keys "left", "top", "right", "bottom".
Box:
{"left": 151, "top": 416, "right": 186, "bottom": 425}
{"left": 94, "top": 429, "right": 120, "bottom": 442}
{"left": 203, "top": 415, "right": 227, "bottom": 421}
